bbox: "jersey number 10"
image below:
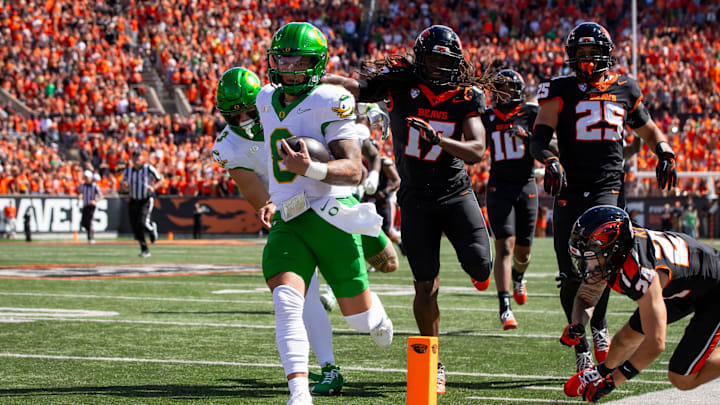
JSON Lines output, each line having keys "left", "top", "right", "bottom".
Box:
{"left": 490, "top": 130, "right": 525, "bottom": 162}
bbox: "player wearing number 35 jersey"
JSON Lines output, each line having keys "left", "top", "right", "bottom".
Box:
{"left": 530, "top": 21, "right": 677, "bottom": 373}
{"left": 564, "top": 206, "right": 720, "bottom": 402}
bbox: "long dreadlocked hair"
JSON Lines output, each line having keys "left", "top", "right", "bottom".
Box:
{"left": 359, "top": 53, "right": 511, "bottom": 101}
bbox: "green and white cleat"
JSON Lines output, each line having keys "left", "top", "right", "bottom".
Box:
{"left": 311, "top": 364, "right": 344, "bottom": 395}
{"left": 319, "top": 286, "right": 337, "bottom": 312}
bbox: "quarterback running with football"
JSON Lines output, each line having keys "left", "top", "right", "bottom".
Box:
{"left": 323, "top": 24, "right": 493, "bottom": 394}
{"left": 481, "top": 69, "right": 540, "bottom": 330}
{"left": 564, "top": 206, "right": 720, "bottom": 402}
{"left": 530, "top": 21, "right": 677, "bottom": 372}
{"left": 254, "top": 23, "right": 394, "bottom": 405}
{"left": 212, "top": 64, "right": 399, "bottom": 402}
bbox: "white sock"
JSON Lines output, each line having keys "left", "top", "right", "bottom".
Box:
{"left": 288, "top": 376, "right": 310, "bottom": 396}
{"left": 303, "top": 270, "right": 335, "bottom": 367}
{"left": 343, "top": 291, "right": 387, "bottom": 332}
{"left": 273, "top": 285, "right": 309, "bottom": 377}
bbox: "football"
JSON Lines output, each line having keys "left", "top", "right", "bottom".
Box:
{"left": 284, "top": 136, "right": 331, "bottom": 162}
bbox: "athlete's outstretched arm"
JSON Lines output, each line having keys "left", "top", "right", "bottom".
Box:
{"left": 430, "top": 115, "right": 486, "bottom": 163}
{"left": 607, "top": 275, "right": 667, "bottom": 386}
{"left": 228, "top": 168, "right": 274, "bottom": 229}
{"left": 634, "top": 118, "right": 669, "bottom": 153}
{"left": 321, "top": 74, "right": 360, "bottom": 98}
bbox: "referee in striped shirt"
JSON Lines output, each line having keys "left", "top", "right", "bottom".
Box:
{"left": 79, "top": 170, "right": 103, "bottom": 244}
{"left": 121, "top": 150, "right": 161, "bottom": 257}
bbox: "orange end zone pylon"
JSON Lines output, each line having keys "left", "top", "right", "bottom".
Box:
{"left": 407, "top": 336, "right": 438, "bottom": 405}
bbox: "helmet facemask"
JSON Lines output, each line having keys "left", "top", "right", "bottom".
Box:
{"left": 222, "top": 107, "right": 262, "bottom": 139}
{"left": 268, "top": 54, "right": 323, "bottom": 96}
{"left": 565, "top": 22, "right": 615, "bottom": 82}
{"left": 493, "top": 70, "right": 525, "bottom": 108}
{"left": 568, "top": 205, "right": 634, "bottom": 283}
{"left": 267, "top": 22, "right": 328, "bottom": 96}
{"left": 415, "top": 51, "right": 463, "bottom": 87}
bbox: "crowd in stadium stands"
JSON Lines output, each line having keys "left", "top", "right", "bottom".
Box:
{"left": 1, "top": 0, "right": 719, "bottom": 199}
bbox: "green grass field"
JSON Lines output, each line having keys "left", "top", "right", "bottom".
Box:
{"left": 0, "top": 237, "right": 713, "bottom": 404}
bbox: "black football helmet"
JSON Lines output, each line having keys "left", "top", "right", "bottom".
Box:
{"left": 568, "top": 205, "right": 634, "bottom": 283}
{"left": 565, "top": 22, "right": 614, "bottom": 81}
{"left": 413, "top": 25, "right": 465, "bottom": 87}
{"left": 494, "top": 69, "right": 525, "bottom": 108}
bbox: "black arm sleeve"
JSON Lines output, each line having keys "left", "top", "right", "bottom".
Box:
{"left": 357, "top": 78, "right": 388, "bottom": 103}
{"left": 530, "top": 123, "right": 556, "bottom": 163}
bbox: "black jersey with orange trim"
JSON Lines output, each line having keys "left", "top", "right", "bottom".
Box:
{"left": 482, "top": 103, "right": 538, "bottom": 185}
{"left": 536, "top": 73, "right": 649, "bottom": 188}
{"left": 607, "top": 227, "right": 720, "bottom": 301}
{"left": 360, "top": 72, "right": 485, "bottom": 203}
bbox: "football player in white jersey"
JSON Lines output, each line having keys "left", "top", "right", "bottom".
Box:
{"left": 212, "top": 66, "right": 399, "bottom": 399}
{"left": 254, "top": 23, "right": 394, "bottom": 405}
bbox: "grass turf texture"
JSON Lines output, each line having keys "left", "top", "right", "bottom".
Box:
{"left": 0, "top": 237, "right": 716, "bottom": 404}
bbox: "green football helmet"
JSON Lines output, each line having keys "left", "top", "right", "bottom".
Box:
{"left": 267, "top": 22, "right": 328, "bottom": 96}
{"left": 216, "top": 67, "right": 263, "bottom": 139}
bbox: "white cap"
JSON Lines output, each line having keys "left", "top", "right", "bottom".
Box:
{"left": 83, "top": 170, "right": 93, "bottom": 178}
{"left": 94, "top": 174, "right": 101, "bottom": 181}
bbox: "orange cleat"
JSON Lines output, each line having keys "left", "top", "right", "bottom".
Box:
{"left": 592, "top": 327, "right": 611, "bottom": 363}
{"left": 471, "top": 276, "right": 490, "bottom": 291}
{"left": 500, "top": 309, "right": 518, "bottom": 330}
{"left": 513, "top": 278, "right": 527, "bottom": 305}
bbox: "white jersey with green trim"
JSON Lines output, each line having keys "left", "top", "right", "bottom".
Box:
{"left": 256, "top": 83, "right": 359, "bottom": 206}
{"left": 211, "top": 125, "right": 268, "bottom": 186}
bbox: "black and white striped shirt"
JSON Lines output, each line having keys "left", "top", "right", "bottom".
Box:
{"left": 79, "top": 182, "right": 102, "bottom": 206}
{"left": 122, "top": 164, "right": 161, "bottom": 200}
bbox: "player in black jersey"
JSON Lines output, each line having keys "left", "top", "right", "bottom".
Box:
{"left": 323, "top": 24, "right": 493, "bottom": 394}
{"left": 482, "top": 69, "right": 540, "bottom": 330}
{"left": 530, "top": 21, "right": 677, "bottom": 371}
{"left": 563, "top": 205, "right": 720, "bottom": 402}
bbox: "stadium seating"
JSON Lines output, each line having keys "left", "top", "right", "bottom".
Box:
{"left": 1, "top": 0, "right": 718, "bottom": 197}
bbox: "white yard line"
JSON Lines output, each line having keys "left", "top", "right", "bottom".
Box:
{"left": 0, "top": 315, "right": 680, "bottom": 344}
{"left": 0, "top": 352, "right": 669, "bottom": 385}
{"left": 467, "top": 397, "right": 584, "bottom": 403}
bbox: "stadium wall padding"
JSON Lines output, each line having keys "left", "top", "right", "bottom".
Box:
{"left": 0, "top": 196, "right": 261, "bottom": 235}
{"left": 0, "top": 195, "right": 717, "bottom": 237}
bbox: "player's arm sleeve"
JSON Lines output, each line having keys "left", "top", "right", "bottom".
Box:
{"left": 626, "top": 80, "right": 650, "bottom": 129}
{"left": 357, "top": 77, "right": 390, "bottom": 103}
{"left": 531, "top": 80, "right": 561, "bottom": 162}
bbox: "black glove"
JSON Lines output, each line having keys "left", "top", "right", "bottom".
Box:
{"left": 655, "top": 142, "right": 677, "bottom": 190}
{"left": 560, "top": 324, "right": 586, "bottom": 347}
{"left": 543, "top": 156, "right": 566, "bottom": 196}
{"left": 583, "top": 374, "right": 616, "bottom": 402}
{"left": 406, "top": 117, "right": 441, "bottom": 145}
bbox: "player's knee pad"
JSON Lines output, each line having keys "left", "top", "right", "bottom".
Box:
{"left": 462, "top": 257, "right": 492, "bottom": 283}
{"left": 343, "top": 292, "right": 386, "bottom": 333}
{"left": 273, "top": 285, "right": 309, "bottom": 376}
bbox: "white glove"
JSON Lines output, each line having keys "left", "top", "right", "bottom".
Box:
{"left": 365, "top": 104, "right": 390, "bottom": 140}
{"left": 364, "top": 170, "right": 379, "bottom": 195}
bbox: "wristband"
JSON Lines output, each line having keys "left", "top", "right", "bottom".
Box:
{"left": 304, "top": 161, "right": 328, "bottom": 181}
{"left": 618, "top": 360, "right": 639, "bottom": 380}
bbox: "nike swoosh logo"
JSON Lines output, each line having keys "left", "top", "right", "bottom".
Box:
{"left": 517, "top": 112, "right": 526, "bottom": 116}
{"left": 297, "top": 108, "right": 312, "bottom": 114}
{"left": 618, "top": 80, "right": 627, "bottom": 85}
{"left": 528, "top": 194, "right": 536, "bottom": 198}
